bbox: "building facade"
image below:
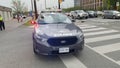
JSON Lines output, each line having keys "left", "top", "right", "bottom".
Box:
{"left": 80, "top": 0, "right": 103, "bottom": 10}
{"left": 74, "top": 0, "right": 81, "bottom": 7}
{"left": 0, "top": 5, "right": 12, "bottom": 21}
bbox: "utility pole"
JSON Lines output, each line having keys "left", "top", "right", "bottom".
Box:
{"left": 58, "top": 0, "right": 61, "bottom": 9}
{"left": 34, "top": 0, "right": 38, "bottom": 19}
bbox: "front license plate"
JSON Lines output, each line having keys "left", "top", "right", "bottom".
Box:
{"left": 59, "top": 47, "right": 69, "bottom": 53}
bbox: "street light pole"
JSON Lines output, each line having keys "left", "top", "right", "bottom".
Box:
{"left": 58, "top": 0, "right": 61, "bottom": 9}
{"left": 34, "top": 0, "right": 38, "bottom": 19}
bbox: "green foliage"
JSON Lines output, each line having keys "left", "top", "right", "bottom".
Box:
{"left": 63, "top": 6, "right": 81, "bottom": 12}
{"left": 103, "top": 0, "right": 120, "bottom": 10}
{"left": 11, "top": 0, "right": 26, "bottom": 14}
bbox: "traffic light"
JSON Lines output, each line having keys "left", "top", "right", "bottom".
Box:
{"left": 59, "top": 0, "right": 63, "bottom": 4}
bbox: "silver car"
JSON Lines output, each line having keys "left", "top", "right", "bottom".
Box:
{"left": 103, "top": 10, "right": 120, "bottom": 19}
{"left": 75, "top": 10, "right": 89, "bottom": 19}
{"left": 32, "top": 13, "right": 84, "bottom": 55}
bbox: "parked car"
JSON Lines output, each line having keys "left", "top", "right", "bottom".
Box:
{"left": 87, "top": 11, "right": 98, "bottom": 18}
{"left": 70, "top": 11, "right": 77, "bottom": 19}
{"left": 32, "top": 13, "right": 84, "bottom": 55}
{"left": 75, "top": 10, "right": 89, "bottom": 19}
{"left": 22, "top": 15, "right": 27, "bottom": 19}
{"left": 103, "top": 10, "right": 120, "bottom": 19}
{"left": 96, "top": 11, "right": 104, "bottom": 16}
{"left": 65, "top": 12, "right": 70, "bottom": 16}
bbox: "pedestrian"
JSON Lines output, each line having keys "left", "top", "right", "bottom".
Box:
{"left": 0, "top": 15, "right": 5, "bottom": 31}
{"left": 17, "top": 14, "right": 20, "bottom": 23}
{"left": 20, "top": 15, "right": 23, "bottom": 22}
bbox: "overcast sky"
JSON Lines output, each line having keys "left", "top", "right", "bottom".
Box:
{"left": 0, "top": 0, "right": 74, "bottom": 11}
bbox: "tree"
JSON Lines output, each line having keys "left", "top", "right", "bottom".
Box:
{"left": 103, "top": 0, "right": 120, "bottom": 10}
{"left": 11, "top": 0, "right": 26, "bottom": 14}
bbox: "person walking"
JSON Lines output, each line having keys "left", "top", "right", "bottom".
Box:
{"left": 0, "top": 15, "right": 5, "bottom": 31}
{"left": 17, "top": 14, "right": 20, "bottom": 23}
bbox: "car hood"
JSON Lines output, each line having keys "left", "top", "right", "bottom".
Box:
{"left": 37, "top": 23, "right": 81, "bottom": 37}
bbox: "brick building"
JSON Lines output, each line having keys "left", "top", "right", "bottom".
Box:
{"left": 80, "top": 0, "right": 103, "bottom": 10}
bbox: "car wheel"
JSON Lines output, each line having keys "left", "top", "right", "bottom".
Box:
{"left": 80, "top": 44, "right": 84, "bottom": 50}
{"left": 103, "top": 16, "right": 105, "bottom": 19}
{"left": 33, "top": 41, "right": 39, "bottom": 55}
{"left": 85, "top": 17, "right": 88, "bottom": 19}
{"left": 71, "top": 15, "right": 74, "bottom": 19}
{"left": 78, "top": 15, "right": 81, "bottom": 19}
{"left": 113, "top": 16, "right": 116, "bottom": 19}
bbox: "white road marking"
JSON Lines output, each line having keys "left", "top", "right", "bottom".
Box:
{"left": 85, "top": 34, "right": 120, "bottom": 43}
{"left": 117, "top": 61, "right": 120, "bottom": 65}
{"left": 82, "top": 27, "right": 107, "bottom": 32}
{"left": 84, "top": 30, "right": 118, "bottom": 36}
{"left": 86, "top": 45, "right": 120, "bottom": 66}
{"left": 79, "top": 26, "right": 97, "bottom": 29}
{"left": 59, "top": 54, "right": 87, "bottom": 68}
{"left": 93, "top": 43, "right": 120, "bottom": 54}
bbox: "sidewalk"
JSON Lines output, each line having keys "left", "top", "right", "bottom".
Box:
{"left": 4, "top": 17, "right": 32, "bottom": 31}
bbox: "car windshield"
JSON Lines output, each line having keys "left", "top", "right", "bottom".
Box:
{"left": 38, "top": 13, "right": 72, "bottom": 24}
{"left": 88, "top": 11, "right": 94, "bottom": 13}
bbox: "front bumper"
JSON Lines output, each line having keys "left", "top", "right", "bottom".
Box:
{"left": 33, "top": 36, "right": 84, "bottom": 55}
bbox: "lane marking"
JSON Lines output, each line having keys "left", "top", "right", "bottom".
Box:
{"left": 93, "top": 43, "right": 120, "bottom": 54}
{"left": 117, "top": 61, "right": 120, "bottom": 65}
{"left": 85, "top": 34, "right": 120, "bottom": 43}
{"left": 85, "top": 45, "right": 120, "bottom": 66}
{"left": 59, "top": 54, "right": 87, "bottom": 68}
{"left": 84, "top": 30, "right": 118, "bottom": 36}
{"left": 82, "top": 27, "right": 107, "bottom": 32}
{"left": 79, "top": 26, "right": 97, "bottom": 29}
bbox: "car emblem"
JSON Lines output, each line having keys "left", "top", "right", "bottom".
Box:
{"left": 61, "top": 40, "right": 66, "bottom": 43}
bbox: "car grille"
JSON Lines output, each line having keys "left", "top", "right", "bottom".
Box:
{"left": 47, "top": 36, "right": 78, "bottom": 46}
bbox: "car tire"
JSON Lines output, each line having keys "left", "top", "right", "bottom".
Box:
{"left": 80, "top": 44, "right": 84, "bottom": 50}
{"left": 71, "top": 15, "right": 74, "bottom": 19}
{"left": 103, "top": 16, "right": 105, "bottom": 19}
{"left": 113, "top": 16, "right": 116, "bottom": 19}
{"left": 33, "top": 40, "right": 39, "bottom": 55}
{"left": 85, "top": 17, "right": 88, "bottom": 19}
{"left": 78, "top": 15, "right": 81, "bottom": 19}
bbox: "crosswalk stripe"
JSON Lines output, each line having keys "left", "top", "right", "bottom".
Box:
{"left": 79, "top": 26, "right": 97, "bottom": 29}
{"left": 117, "top": 61, "right": 120, "bottom": 65}
{"left": 93, "top": 43, "right": 120, "bottom": 54}
{"left": 84, "top": 30, "right": 118, "bottom": 36}
{"left": 59, "top": 54, "right": 87, "bottom": 68}
{"left": 85, "top": 34, "right": 120, "bottom": 43}
{"left": 86, "top": 44, "right": 120, "bottom": 66}
{"left": 82, "top": 27, "right": 107, "bottom": 32}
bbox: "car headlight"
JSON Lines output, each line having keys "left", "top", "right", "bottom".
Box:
{"left": 77, "top": 30, "right": 84, "bottom": 38}
{"left": 35, "top": 29, "right": 47, "bottom": 42}
{"left": 117, "top": 14, "right": 120, "bottom": 16}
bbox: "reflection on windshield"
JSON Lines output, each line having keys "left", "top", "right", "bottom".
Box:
{"left": 38, "top": 13, "right": 72, "bottom": 24}
{"left": 113, "top": 11, "right": 120, "bottom": 13}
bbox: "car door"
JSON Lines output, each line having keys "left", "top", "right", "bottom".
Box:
{"left": 109, "top": 11, "right": 113, "bottom": 18}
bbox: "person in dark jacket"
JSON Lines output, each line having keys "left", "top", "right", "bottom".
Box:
{"left": 0, "top": 15, "right": 5, "bottom": 31}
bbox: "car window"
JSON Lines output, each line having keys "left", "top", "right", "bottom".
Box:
{"left": 38, "top": 13, "right": 72, "bottom": 24}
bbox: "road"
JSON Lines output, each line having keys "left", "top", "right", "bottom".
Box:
{"left": 0, "top": 18, "right": 120, "bottom": 68}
